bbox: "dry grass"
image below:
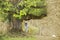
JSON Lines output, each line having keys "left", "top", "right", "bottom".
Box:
{"left": 0, "top": 21, "right": 9, "bottom": 36}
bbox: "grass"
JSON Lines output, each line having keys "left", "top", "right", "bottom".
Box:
{"left": 0, "top": 35, "right": 37, "bottom": 40}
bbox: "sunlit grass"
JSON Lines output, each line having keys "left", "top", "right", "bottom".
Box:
{"left": 0, "top": 36, "right": 37, "bottom": 40}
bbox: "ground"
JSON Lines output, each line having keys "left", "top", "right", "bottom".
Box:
{"left": 24, "top": 0, "right": 60, "bottom": 40}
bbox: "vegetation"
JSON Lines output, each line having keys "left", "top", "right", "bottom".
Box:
{"left": 0, "top": 0, "right": 47, "bottom": 40}
{"left": 0, "top": 35, "right": 37, "bottom": 40}
{"left": 14, "top": 0, "right": 47, "bottom": 19}
{"left": 0, "top": 0, "right": 46, "bottom": 21}
{"left": 0, "top": 0, "right": 47, "bottom": 36}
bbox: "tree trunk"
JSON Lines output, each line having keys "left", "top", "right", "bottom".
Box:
{"left": 11, "top": 18, "right": 22, "bottom": 32}
{"left": 8, "top": 0, "right": 23, "bottom": 33}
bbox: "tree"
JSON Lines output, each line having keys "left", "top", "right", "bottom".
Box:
{"left": 0, "top": 0, "right": 47, "bottom": 33}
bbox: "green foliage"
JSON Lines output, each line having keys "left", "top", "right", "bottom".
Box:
{"left": 0, "top": 0, "right": 47, "bottom": 20}
{"left": 15, "top": 0, "right": 47, "bottom": 19}
{"left": 29, "top": 8, "right": 47, "bottom": 16}
{"left": 0, "top": 0, "right": 13, "bottom": 21}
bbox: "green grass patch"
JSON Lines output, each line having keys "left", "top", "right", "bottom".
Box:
{"left": 0, "top": 36, "right": 37, "bottom": 40}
